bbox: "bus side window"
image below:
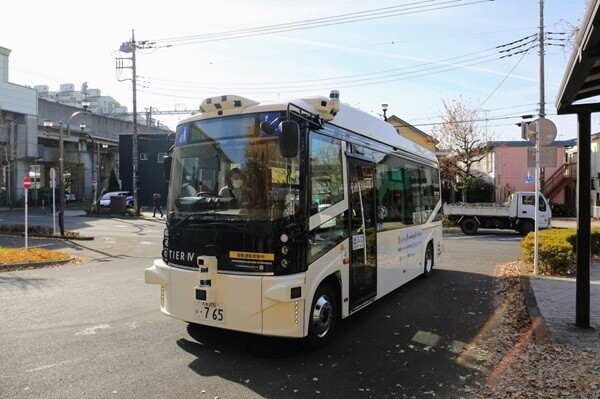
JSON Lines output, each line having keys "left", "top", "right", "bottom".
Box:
{"left": 309, "top": 132, "right": 343, "bottom": 214}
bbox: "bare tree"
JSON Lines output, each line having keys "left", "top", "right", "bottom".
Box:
{"left": 433, "top": 96, "right": 493, "bottom": 202}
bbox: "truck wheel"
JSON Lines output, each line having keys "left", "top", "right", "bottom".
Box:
{"left": 306, "top": 283, "right": 338, "bottom": 349}
{"left": 519, "top": 220, "right": 534, "bottom": 235}
{"left": 460, "top": 218, "right": 478, "bottom": 235}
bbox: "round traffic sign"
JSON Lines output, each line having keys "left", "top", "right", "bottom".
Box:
{"left": 23, "top": 176, "right": 32, "bottom": 189}
{"left": 527, "top": 117, "right": 557, "bottom": 146}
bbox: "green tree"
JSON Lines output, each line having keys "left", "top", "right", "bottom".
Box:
{"left": 465, "top": 177, "right": 494, "bottom": 202}
{"left": 108, "top": 169, "right": 120, "bottom": 192}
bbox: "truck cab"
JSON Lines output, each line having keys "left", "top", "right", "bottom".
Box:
{"left": 508, "top": 192, "right": 551, "bottom": 234}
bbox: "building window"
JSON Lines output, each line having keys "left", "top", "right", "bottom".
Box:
{"left": 157, "top": 152, "right": 167, "bottom": 163}
{"left": 140, "top": 153, "right": 148, "bottom": 161}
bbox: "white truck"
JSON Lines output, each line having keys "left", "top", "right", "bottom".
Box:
{"left": 443, "top": 191, "right": 552, "bottom": 235}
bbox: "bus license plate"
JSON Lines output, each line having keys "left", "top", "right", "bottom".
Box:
{"left": 195, "top": 301, "right": 225, "bottom": 323}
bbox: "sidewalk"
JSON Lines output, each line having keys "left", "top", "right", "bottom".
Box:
{"left": 525, "top": 265, "right": 600, "bottom": 352}
{"left": 524, "top": 217, "right": 600, "bottom": 352}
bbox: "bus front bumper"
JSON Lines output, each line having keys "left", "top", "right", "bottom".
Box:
{"left": 145, "top": 259, "right": 306, "bottom": 338}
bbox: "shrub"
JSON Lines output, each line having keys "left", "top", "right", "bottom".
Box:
{"left": 565, "top": 227, "right": 600, "bottom": 254}
{"left": 520, "top": 228, "right": 576, "bottom": 275}
{"left": 550, "top": 201, "right": 575, "bottom": 217}
{"left": 0, "top": 223, "right": 80, "bottom": 237}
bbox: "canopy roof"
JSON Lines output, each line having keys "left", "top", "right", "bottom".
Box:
{"left": 556, "top": 1, "right": 600, "bottom": 113}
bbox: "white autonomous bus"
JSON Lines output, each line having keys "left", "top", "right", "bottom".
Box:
{"left": 145, "top": 91, "right": 443, "bottom": 347}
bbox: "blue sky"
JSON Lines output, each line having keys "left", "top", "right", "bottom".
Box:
{"left": 1, "top": 0, "right": 589, "bottom": 141}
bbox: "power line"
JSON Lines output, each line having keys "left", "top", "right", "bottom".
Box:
{"left": 137, "top": 35, "right": 538, "bottom": 99}
{"left": 146, "top": 0, "right": 494, "bottom": 47}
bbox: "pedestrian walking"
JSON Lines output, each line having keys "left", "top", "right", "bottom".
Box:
{"left": 152, "top": 193, "right": 163, "bottom": 217}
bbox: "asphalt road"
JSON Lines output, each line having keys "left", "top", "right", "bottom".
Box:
{"left": 0, "top": 213, "right": 523, "bottom": 399}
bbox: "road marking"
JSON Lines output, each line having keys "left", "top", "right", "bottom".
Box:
{"left": 25, "top": 243, "right": 55, "bottom": 249}
{"left": 75, "top": 324, "right": 110, "bottom": 335}
{"left": 412, "top": 330, "right": 441, "bottom": 347}
{"left": 408, "top": 329, "right": 488, "bottom": 371}
{"left": 140, "top": 241, "right": 155, "bottom": 245}
{"left": 25, "top": 363, "right": 59, "bottom": 372}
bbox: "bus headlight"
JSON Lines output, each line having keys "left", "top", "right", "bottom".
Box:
{"left": 280, "top": 233, "right": 289, "bottom": 243}
{"left": 281, "top": 245, "right": 289, "bottom": 255}
{"left": 280, "top": 259, "right": 289, "bottom": 268}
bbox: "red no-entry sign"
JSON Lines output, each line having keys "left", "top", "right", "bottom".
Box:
{"left": 23, "top": 176, "right": 32, "bottom": 189}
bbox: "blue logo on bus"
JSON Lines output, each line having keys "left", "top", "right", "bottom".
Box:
{"left": 176, "top": 124, "right": 190, "bottom": 146}
{"left": 259, "top": 112, "right": 283, "bottom": 136}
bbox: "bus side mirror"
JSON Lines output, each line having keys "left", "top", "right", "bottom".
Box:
{"left": 279, "top": 120, "right": 299, "bottom": 158}
{"left": 163, "top": 155, "right": 172, "bottom": 182}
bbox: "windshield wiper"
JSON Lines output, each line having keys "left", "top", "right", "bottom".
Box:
{"left": 167, "top": 211, "right": 218, "bottom": 232}
{"left": 167, "top": 213, "right": 269, "bottom": 239}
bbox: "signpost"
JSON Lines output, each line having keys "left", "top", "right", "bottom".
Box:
{"left": 23, "top": 176, "right": 31, "bottom": 249}
{"left": 522, "top": 116, "right": 557, "bottom": 275}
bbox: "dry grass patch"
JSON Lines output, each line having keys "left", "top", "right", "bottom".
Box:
{"left": 0, "top": 246, "right": 69, "bottom": 265}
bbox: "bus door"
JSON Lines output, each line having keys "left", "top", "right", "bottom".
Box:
{"left": 347, "top": 158, "right": 377, "bottom": 311}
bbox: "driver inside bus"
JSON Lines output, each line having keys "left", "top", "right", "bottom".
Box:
{"left": 181, "top": 175, "right": 198, "bottom": 197}
{"left": 219, "top": 168, "right": 243, "bottom": 208}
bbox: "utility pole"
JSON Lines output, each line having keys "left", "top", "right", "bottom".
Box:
{"left": 118, "top": 30, "right": 142, "bottom": 214}
{"left": 538, "top": 0, "right": 546, "bottom": 195}
{"left": 538, "top": 0, "right": 545, "bottom": 118}
{"left": 532, "top": 0, "right": 545, "bottom": 276}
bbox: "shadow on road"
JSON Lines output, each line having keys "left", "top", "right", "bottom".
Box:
{"left": 175, "top": 268, "right": 500, "bottom": 398}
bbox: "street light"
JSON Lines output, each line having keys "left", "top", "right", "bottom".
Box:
{"left": 57, "top": 100, "right": 91, "bottom": 235}
{"left": 43, "top": 120, "right": 55, "bottom": 222}
{"left": 381, "top": 103, "right": 389, "bottom": 122}
{"left": 80, "top": 123, "right": 98, "bottom": 211}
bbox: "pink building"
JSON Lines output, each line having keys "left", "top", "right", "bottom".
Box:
{"left": 477, "top": 140, "right": 576, "bottom": 205}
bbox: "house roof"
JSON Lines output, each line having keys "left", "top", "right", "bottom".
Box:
{"left": 387, "top": 115, "right": 438, "bottom": 143}
{"left": 556, "top": 1, "right": 600, "bottom": 113}
{"left": 487, "top": 140, "right": 576, "bottom": 148}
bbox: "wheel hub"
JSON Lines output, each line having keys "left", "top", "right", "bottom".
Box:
{"left": 312, "top": 295, "right": 333, "bottom": 338}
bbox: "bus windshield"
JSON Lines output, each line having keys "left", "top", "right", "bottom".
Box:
{"left": 167, "top": 113, "right": 301, "bottom": 223}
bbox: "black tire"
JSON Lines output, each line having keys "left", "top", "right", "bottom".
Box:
{"left": 423, "top": 243, "right": 434, "bottom": 278}
{"left": 461, "top": 218, "right": 478, "bottom": 235}
{"left": 306, "top": 283, "right": 338, "bottom": 349}
{"left": 519, "top": 220, "right": 534, "bottom": 236}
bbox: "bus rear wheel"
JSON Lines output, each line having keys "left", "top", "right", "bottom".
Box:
{"left": 306, "top": 284, "right": 338, "bottom": 349}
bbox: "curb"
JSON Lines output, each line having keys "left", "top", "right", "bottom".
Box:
{"left": 0, "top": 232, "right": 94, "bottom": 241}
{"left": 0, "top": 257, "right": 76, "bottom": 272}
{"left": 520, "top": 273, "right": 553, "bottom": 345}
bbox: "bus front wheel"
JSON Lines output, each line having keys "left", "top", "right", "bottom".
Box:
{"left": 423, "top": 243, "right": 434, "bottom": 278}
{"left": 306, "top": 284, "right": 338, "bottom": 349}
